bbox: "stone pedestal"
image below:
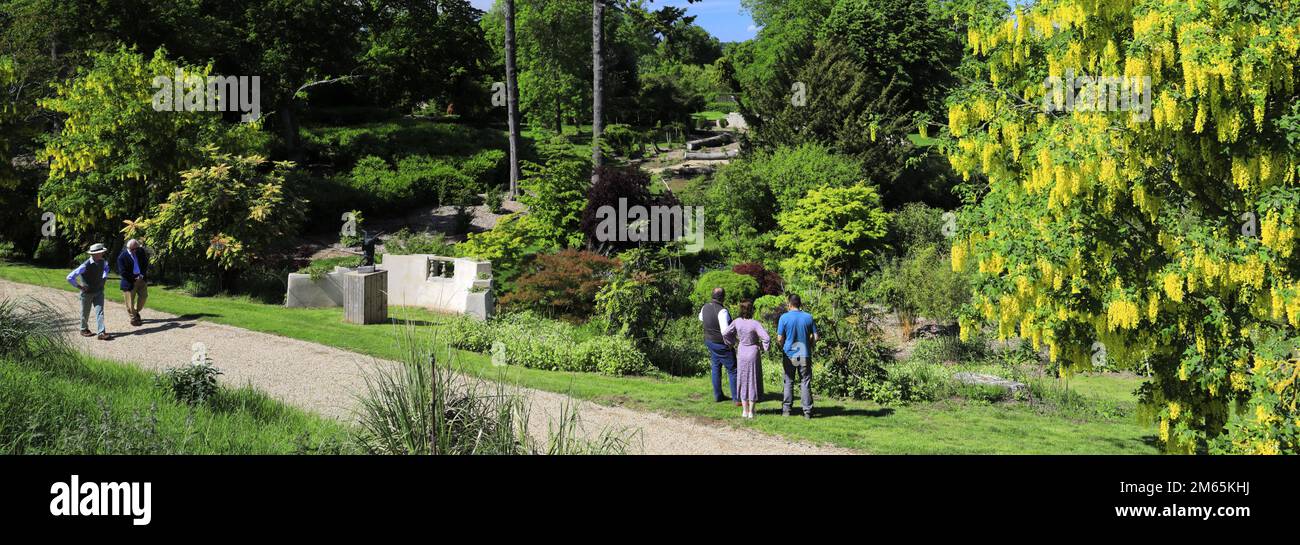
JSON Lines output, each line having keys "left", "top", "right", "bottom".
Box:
{"left": 344, "top": 269, "right": 388, "bottom": 324}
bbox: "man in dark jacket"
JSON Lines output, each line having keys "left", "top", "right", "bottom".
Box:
{"left": 117, "top": 239, "right": 150, "bottom": 326}
{"left": 699, "top": 287, "right": 738, "bottom": 404}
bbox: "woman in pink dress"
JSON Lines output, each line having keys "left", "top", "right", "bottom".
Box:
{"left": 723, "top": 300, "right": 771, "bottom": 418}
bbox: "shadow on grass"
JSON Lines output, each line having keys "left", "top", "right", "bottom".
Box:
{"left": 753, "top": 404, "right": 895, "bottom": 418}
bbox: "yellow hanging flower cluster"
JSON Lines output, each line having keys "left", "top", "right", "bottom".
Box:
{"left": 1106, "top": 299, "right": 1141, "bottom": 331}
{"left": 947, "top": 0, "right": 1300, "bottom": 452}
{"left": 1162, "top": 273, "right": 1184, "bottom": 303}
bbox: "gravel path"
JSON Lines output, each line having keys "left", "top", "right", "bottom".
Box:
{"left": 0, "top": 279, "right": 849, "bottom": 455}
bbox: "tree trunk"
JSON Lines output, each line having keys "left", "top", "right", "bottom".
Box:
{"left": 279, "top": 106, "right": 301, "bottom": 159}
{"left": 504, "top": 0, "right": 522, "bottom": 199}
{"left": 591, "top": 0, "right": 605, "bottom": 185}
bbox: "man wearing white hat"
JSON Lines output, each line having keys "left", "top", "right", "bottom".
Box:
{"left": 66, "top": 243, "right": 113, "bottom": 340}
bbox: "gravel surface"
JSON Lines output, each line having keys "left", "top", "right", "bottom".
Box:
{"left": 1, "top": 279, "right": 849, "bottom": 455}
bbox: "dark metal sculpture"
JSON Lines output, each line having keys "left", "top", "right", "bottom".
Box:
{"left": 360, "top": 230, "right": 382, "bottom": 267}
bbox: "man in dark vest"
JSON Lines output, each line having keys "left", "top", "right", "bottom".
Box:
{"left": 67, "top": 243, "right": 112, "bottom": 340}
{"left": 699, "top": 287, "right": 738, "bottom": 404}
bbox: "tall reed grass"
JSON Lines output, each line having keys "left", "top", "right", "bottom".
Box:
{"left": 353, "top": 323, "right": 633, "bottom": 455}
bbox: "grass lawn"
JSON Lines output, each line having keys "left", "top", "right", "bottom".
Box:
{"left": 0, "top": 261, "right": 1159, "bottom": 454}
{"left": 0, "top": 352, "right": 352, "bottom": 454}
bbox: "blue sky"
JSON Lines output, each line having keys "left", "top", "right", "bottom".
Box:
{"left": 468, "top": 0, "right": 758, "bottom": 43}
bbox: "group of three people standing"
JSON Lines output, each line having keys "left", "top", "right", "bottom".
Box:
{"left": 65, "top": 239, "right": 151, "bottom": 340}
{"left": 699, "top": 287, "right": 818, "bottom": 419}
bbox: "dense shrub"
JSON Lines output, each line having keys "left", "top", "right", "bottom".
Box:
{"left": 457, "top": 214, "right": 555, "bottom": 293}
{"left": 297, "top": 256, "right": 361, "bottom": 280}
{"left": 691, "top": 270, "right": 759, "bottom": 307}
{"left": 484, "top": 186, "right": 505, "bottom": 214}
{"left": 864, "top": 360, "right": 953, "bottom": 405}
{"left": 792, "top": 285, "right": 896, "bottom": 401}
{"left": 594, "top": 247, "right": 692, "bottom": 343}
{"left": 383, "top": 229, "right": 455, "bottom": 256}
{"left": 457, "top": 148, "right": 507, "bottom": 189}
{"left": 179, "top": 274, "right": 220, "bottom": 297}
{"left": 442, "top": 312, "right": 651, "bottom": 376}
{"left": 401, "top": 155, "right": 476, "bottom": 206}
{"left": 645, "top": 316, "right": 711, "bottom": 377}
{"left": 442, "top": 315, "right": 495, "bottom": 353}
{"left": 537, "top": 133, "right": 583, "bottom": 163}
{"left": 601, "top": 124, "right": 644, "bottom": 158}
{"left": 346, "top": 154, "right": 478, "bottom": 211}
{"left": 501, "top": 250, "right": 618, "bottom": 322}
{"left": 754, "top": 143, "right": 866, "bottom": 213}
{"left": 297, "top": 122, "right": 507, "bottom": 223}
{"left": 500, "top": 326, "right": 583, "bottom": 371}
{"left": 886, "top": 202, "right": 948, "bottom": 257}
{"left": 752, "top": 295, "right": 786, "bottom": 328}
{"left": 518, "top": 158, "right": 590, "bottom": 248}
{"left": 577, "top": 336, "right": 649, "bottom": 375}
{"left": 907, "top": 334, "right": 991, "bottom": 366}
{"left": 301, "top": 120, "right": 507, "bottom": 169}
{"left": 348, "top": 156, "right": 402, "bottom": 201}
{"left": 731, "top": 262, "right": 783, "bottom": 296}
{"left": 127, "top": 151, "right": 304, "bottom": 273}
{"left": 867, "top": 245, "right": 971, "bottom": 335}
{"left": 157, "top": 359, "right": 222, "bottom": 407}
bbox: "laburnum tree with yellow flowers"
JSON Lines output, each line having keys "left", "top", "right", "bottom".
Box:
{"left": 945, "top": 0, "right": 1300, "bottom": 453}
{"left": 38, "top": 46, "right": 262, "bottom": 247}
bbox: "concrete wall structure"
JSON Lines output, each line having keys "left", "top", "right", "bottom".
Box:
{"left": 285, "top": 256, "right": 494, "bottom": 319}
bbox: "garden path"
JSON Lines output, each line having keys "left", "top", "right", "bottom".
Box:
{"left": 1, "top": 279, "right": 850, "bottom": 455}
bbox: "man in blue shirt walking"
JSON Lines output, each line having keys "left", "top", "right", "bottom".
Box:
{"left": 776, "top": 293, "right": 818, "bottom": 418}
{"left": 67, "top": 243, "right": 113, "bottom": 340}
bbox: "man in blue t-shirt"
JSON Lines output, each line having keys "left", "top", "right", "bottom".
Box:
{"left": 776, "top": 293, "right": 818, "bottom": 418}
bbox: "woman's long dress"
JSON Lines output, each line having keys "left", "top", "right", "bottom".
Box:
{"left": 723, "top": 318, "right": 770, "bottom": 402}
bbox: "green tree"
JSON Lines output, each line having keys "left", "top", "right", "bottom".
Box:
{"left": 38, "top": 47, "right": 261, "bottom": 247}
{"left": 729, "top": 0, "right": 989, "bottom": 206}
{"left": 0, "top": 55, "right": 40, "bottom": 254}
{"left": 504, "top": 0, "right": 522, "bottom": 197}
{"left": 757, "top": 143, "right": 865, "bottom": 213}
{"left": 517, "top": 158, "right": 591, "bottom": 249}
{"left": 484, "top": 0, "right": 590, "bottom": 133}
{"left": 704, "top": 159, "right": 778, "bottom": 264}
{"left": 947, "top": 0, "right": 1300, "bottom": 453}
{"left": 775, "top": 182, "right": 890, "bottom": 283}
{"left": 582, "top": 0, "right": 704, "bottom": 186}
{"left": 230, "top": 0, "right": 364, "bottom": 152}
{"left": 358, "top": 0, "right": 491, "bottom": 114}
